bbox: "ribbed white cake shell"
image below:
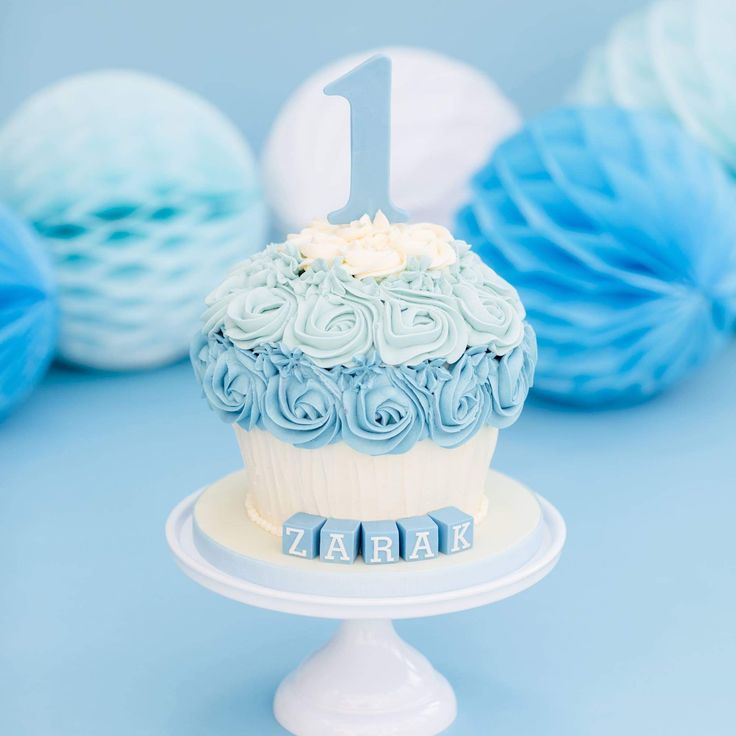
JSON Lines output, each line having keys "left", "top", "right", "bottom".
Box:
{"left": 234, "top": 426, "right": 498, "bottom": 532}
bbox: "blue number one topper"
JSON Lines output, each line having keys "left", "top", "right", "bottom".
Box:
{"left": 324, "top": 55, "right": 408, "bottom": 224}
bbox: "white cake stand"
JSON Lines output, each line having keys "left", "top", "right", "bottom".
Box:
{"left": 166, "top": 477, "right": 565, "bottom": 736}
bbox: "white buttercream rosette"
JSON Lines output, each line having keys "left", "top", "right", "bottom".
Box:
{"left": 289, "top": 211, "right": 457, "bottom": 280}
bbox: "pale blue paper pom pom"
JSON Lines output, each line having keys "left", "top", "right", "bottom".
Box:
{"left": 572, "top": 0, "right": 736, "bottom": 175}
{"left": 0, "top": 70, "right": 268, "bottom": 370}
{"left": 456, "top": 107, "right": 736, "bottom": 406}
{"left": 0, "top": 205, "right": 57, "bottom": 419}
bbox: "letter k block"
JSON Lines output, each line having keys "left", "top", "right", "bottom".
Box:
{"left": 429, "top": 507, "right": 474, "bottom": 555}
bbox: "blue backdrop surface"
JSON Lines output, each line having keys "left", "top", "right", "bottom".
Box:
{"left": 2, "top": 348, "right": 735, "bottom": 735}
{"left": 1, "top": 1, "right": 735, "bottom": 734}
{"left": 0, "top": 0, "right": 646, "bottom": 150}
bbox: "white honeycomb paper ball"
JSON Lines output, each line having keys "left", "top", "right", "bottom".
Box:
{"left": 0, "top": 70, "right": 268, "bottom": 370}
{"left": 263, "top": 47, "right": 521, "bottom": 234}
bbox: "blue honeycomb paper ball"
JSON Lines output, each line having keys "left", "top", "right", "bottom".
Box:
{"left": 456, "top": 106, "right": 736, "bottom": 406}
{"left": 0, "top": 204, "right": 57, "bottom": 420}
{"left": 0, "top": 70, "right": 268, "bottom": 370}
{"left": 572, "top": 0, "right": 736, "bottom": 176}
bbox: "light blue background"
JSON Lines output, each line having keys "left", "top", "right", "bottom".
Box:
{"left": 2, "top": 1, "right": 735, "bottom": 734}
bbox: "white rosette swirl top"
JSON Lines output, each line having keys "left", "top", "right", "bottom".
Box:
{"left": 192, "top": 212, "right": 536, "bottom": 534}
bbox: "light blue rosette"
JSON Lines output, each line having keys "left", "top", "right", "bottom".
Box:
{"left": 457, "top": 106, "right": 736, "bottom": 406}
{"left": 190, "top": 334, "right": 265, "bottom": 429}
{"left": 203, "top": 244, "right": 301, "bottom": 335}
{"left": 452, "top": 281, "right": 524, "bottom": 354}
{"left": 283, "top": 266, "right": 380, "bottom": 367}
{"left": 340, "top": 353, "right": 427, "bottom": 455}
{"left": 259, "top": 345, "right": 342, "bottom": 449}
{"left": 393, "top": 358, "right": 448, "bottom": 419}
{"left": 376, "top": 282, "right": 468, "bottom": 366}
{"left": 487, "top": 325, "right": 537, "bottom": 427}
{"left": 222, "top": 285, "right": 297, "bottom": 350}
{"left": 426, "top": 348, "right": 491, "bottom": 448}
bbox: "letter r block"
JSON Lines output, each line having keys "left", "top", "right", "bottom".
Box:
{"left": 397, "top": 515, "right": 439, "bottom": 561}
{"left": 361, "top": 521, "right": 400, "bottom": 564}
{"left": 282, "top": 512, "right": 326, "bottom": 559}
{"left": 320, "top": 519, "right": 361, "bottom": 564}
{"left": 428, "top": 507, "right": 474, "bottom": 555}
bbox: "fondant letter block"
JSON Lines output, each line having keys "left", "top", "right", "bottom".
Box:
{"left": 361, "top": 521, "right": 400, "bottom": 565}
{"left": 282, "top": 513, "right": 326, "bottom": 559}
{"left": 320, "top": 519, "right": 361, "bottom": 564}
{"left": 429, "top": 507, "right": 474, "bottom": 555}
{"left": 397, "top": 515, "right": 439, "bottom": 561}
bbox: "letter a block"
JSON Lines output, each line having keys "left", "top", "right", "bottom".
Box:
{"left": 397, "top": 515, "right": 439, "bottom": 561}
{"left": 361, "top": 521, "right": 400, "bottom": 564}
{"left": 320, "top": 519, "right": 361, "bottom": 564}
{"left": 282, "top": 513, "right": 326, "bottom": 559}
{"left": 429, "top": 507, "right": 474, "bottom": 555}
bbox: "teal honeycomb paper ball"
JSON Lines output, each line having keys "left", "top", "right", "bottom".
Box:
{"left": 572, "top": 0, "right": 736, "bottom": 175}
{"left": 0, "top": 204, "right": 57, "bottom": 420}
{"left": 0, "top": 70, "right": 268, "bottom": 370}
{"left": 456, "top": 107, "right": 736, "bottom": 407}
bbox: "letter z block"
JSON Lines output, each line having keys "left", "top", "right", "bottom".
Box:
{"left": 361, "top": 520, "right": 400, "bottom": 564}
{"left": 320, "top": 519, "right": 361, "bottom": 564}
{"left": 428, "top": 507, "right": 474, "bottom": 555}
{"left": 282, "top": 512, "right": 326, "bottom": 559}
{"left": 397, "top": 515, "right": 439, "bottom": 561}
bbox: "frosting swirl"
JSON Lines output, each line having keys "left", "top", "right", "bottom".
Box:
{"left": 259, "top": 346, "right": 342, "bottom": 448}
{"left": 283, "top": 268, "right": 379, "bottom": 367}
{"left": 340, "top": 353, "right": 427, "bottom": 455}
{"left": 428, "top": 348, "right": 491, "bottom": 448}
{"left": 487, "top": 323, "right": 537, "bottom": 428}
{"left": 453, "top": 281, "right": 524, "bottom": 355}
{"left": 223, "top": 284, "right": 297, "bottom": 350}
{"left": 190, "top": 334, "right": 265, "bottom": 429}
{"left": 289, "top": 211, "right": 456, "bottom": 279}
{"left": 376, "top": 283, "right": 467, "bottom": 365}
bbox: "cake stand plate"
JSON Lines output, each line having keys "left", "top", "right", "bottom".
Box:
{"left": 190, "top": 469, "right": 548, "bottom": 598}
{"left": 166, "top": 475, "right": 565, "bottom": 736}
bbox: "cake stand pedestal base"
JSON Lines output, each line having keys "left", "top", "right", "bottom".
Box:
{"left": 166, "top": 475, "right": 565, "bottom": 736}
{"left": 274, "top": 618, "right": 455, "bottom": 736}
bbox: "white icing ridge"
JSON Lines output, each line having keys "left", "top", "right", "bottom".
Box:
{"left": 235, "top": 425, "right": 496, "bottom": 535}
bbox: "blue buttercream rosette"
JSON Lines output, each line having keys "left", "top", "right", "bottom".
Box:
{"left": 191, "top": 327, "right": 536, "bottom": 455}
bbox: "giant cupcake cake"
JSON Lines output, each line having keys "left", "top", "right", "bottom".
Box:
{"left": 192, "top": 210, "right": 536, "bottom": 549}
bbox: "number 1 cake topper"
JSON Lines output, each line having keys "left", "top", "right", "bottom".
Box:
{"left": 324, "top": 54, "right": 408, "bottom": 224}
